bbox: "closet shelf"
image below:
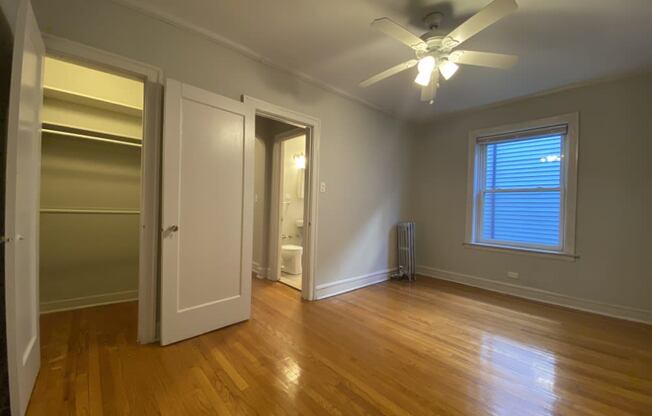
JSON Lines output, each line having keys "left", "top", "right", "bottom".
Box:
{"left": 44, "top": 86, "right": 143, "bottom": 117}
{"left": 42, "top": 124, "right": 142, "bottom": 148}
{"left": 40, "top": 208, "right": 140, "bottom": 215}
{"left": 42, "top": 121, "right": 141, "bottom": 142}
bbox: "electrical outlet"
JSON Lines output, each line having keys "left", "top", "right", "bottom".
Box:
{"left": 507, "top": 271, "right": 519, "bottom": 279}
{"left": 320, "top": 181, "right": 327, "bottom": 193}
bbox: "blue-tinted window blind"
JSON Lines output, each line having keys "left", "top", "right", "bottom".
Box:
{"left": 478, "top": 135, "right": 563, "bottom": 248}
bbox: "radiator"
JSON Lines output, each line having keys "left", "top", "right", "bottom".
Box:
{"left": 397, "top": 221, "right": 416, "bottom": 281}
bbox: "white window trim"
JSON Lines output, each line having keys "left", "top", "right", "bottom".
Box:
{"left": 464, "top": 113, "right": 579, "bottom": 259}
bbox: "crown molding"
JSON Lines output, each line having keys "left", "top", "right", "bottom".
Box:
{"left": 110, "top": 0, "right": 396, "bottom": 119}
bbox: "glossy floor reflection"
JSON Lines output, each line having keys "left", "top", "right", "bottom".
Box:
{"left": 29, "top": 277, "right": 652, "bottom": 415}
{"left": 479, "top": 334, "right": 558, "bottom": 415}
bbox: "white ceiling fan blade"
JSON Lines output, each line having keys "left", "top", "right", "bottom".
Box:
{"left": 451, "top": 50, "right": 518, "bottom": 69}
{"left": 371, "top": 18, "right": 427, "bottom": 50}
{"left": 359, "top": 59, "right": 418, "bottom": 88}
{"left": 445, "top": 0, "right": 518, "bottom": 47}
{"left": 421, "top": 70, "right": 439, "bottom": 103}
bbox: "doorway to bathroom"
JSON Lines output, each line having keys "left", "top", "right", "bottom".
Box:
{"left": 248, "top": 96, "right": 320, "bottom": 299}
{"left": 277, "top": 131, "right": 306, "bottom": 290}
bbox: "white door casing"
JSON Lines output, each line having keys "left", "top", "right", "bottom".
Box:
{"left": 160, "top": 80, "right": 253, "bottom": 345}
{"left": 244, "top": 96, "right": 320, "bottom": 301}
{"left": 4, "top": 1, "right": 44, "bottom": 414}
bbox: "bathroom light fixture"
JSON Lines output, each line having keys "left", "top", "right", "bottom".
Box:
{"left": 293, "top": 153, "right": 306, "bottom": 169}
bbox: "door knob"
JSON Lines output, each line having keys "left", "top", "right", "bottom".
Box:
{"left": 162, "top": 225, "right": 179, "bottom": 238}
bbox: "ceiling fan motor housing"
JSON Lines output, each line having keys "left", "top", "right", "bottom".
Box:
{"left": 423, "top": 11, "right": 444, "bottom": 30}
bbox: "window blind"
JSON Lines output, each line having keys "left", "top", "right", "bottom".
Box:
{"left": 477, "top": 124, "right": 567, "bottom": 144}
{"left": 479, "top": 134, "right": 563, "bottom": 248}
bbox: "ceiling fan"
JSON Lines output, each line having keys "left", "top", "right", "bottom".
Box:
{"left": 360, "top": 0, "right": 519, "bottom": 104}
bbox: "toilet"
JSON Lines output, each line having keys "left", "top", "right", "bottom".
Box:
{"left": 281, "top": 244, "right": 303, "bottom": 274}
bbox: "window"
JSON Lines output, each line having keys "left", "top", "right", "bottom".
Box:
{"left": 465, "top": 114, "right": 579, "bottom": 258}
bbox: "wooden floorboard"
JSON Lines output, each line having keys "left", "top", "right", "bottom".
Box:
{"left": 28, "top": 277, "right": 652, "bottom": 415}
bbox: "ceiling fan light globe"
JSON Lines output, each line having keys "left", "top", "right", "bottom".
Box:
{"left": 417, "top": 56, "right": 436, "bottom": 74}
{"left": 414, "top": 71, "right": 431, "bottom": 86}
{"left": 415, "top": 56, "right": 436, "bottom": 86}
{"left": 439, "top": 61, "right": 459, "bottom": 80}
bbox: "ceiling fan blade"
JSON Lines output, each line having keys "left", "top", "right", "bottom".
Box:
{"left": 359, "top": 59, "right": 418, "bottom": 88}
{"left": 451, "top": 50, "right": 518, "bottom": 69}
{"left": 371, "top": 18, "right": 427, "bottom": 50}
{"left": 445, "top": 0, "right": 517, "bottom": 47}
{"left": 421, "top": 70, "right": 439, "bottom": 103}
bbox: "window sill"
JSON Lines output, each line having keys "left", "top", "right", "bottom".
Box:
{"left": 463, "top": 242, "right": 579, "bottom": 262}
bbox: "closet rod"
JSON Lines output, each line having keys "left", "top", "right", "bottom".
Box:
{"left": 40, "top": 208, "right": 140, "bottom": 215}
{"left": 42, "top": 128, "right": 142, "bottom": 148}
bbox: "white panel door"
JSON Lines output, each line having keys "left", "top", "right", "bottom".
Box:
{"left": 4, "top": 1, "right": 44, "bottom": 415}
{"left": 160, "top": 80, "right": 253, "bottom": 345}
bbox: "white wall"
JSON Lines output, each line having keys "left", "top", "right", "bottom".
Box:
{"left": 411, "top": 72, "right": 652, "bottom": 320}
{"left": 33, "top": 0, "right": 412, "bottom": 288}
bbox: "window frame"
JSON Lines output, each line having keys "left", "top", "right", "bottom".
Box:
{"left": 464, "top": 113, "right": 579, "bottom": 259}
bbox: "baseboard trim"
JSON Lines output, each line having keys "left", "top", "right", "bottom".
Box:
{"left": 40, "top": 290, "right": 139, "bottom": 314}
{"left": 252, "top": 262, "right": 268, "bottom": 279}
{"left": 417, "top": 265, "right": 652, "bottom": 325}
{"left": 315, "top": 268, "right": 396, "bottom": 300}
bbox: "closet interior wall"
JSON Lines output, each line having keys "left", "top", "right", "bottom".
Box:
{"left": 39, "top": 57, "right": 144, "bottom": 312}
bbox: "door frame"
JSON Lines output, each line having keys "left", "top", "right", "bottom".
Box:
{"left": 40, "top": 34, "right": 163, "bottom": 343}
{"left": 243, "top": 96, "right": 320, "bottom": 301}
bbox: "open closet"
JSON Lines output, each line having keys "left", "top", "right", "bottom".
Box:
{"left": 39, "top": 57, "right": 144, "bottom": 313}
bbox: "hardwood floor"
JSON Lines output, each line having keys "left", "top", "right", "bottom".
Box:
{"left": 29, "top": 277, "right": 652, "bottom": 415}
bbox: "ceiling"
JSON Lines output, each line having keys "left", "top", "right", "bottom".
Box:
{"left": 117, "top": 0, "right": 652, "bottom": 120}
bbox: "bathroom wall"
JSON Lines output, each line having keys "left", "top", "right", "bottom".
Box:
{"left": 280, "top": 135, "right": 306, "bottom": 246}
